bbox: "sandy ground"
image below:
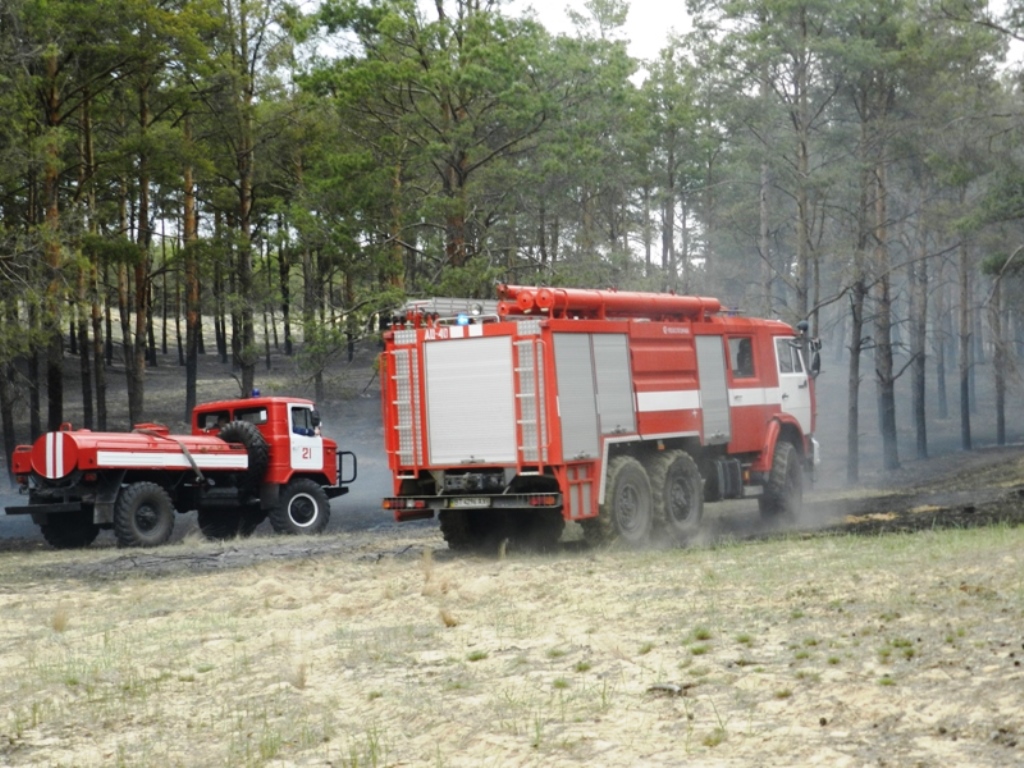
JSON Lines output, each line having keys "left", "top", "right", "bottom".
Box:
{"left": 0, "top": 508, "right": 1021, "bottom": 767}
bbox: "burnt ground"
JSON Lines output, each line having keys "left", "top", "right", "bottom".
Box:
{"left": 816, "top": 446, "right": 1024, "bottom": 536}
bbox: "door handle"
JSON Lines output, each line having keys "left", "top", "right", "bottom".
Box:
{"left": 781, "top": 393, "right": 789, "bottom": 400}
{"left": 798, "top": 381, "right": 808, "bottom": 389}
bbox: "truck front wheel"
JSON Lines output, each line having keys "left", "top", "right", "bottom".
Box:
{"left": 114, "top": 482, "right": 175, "bottom": 547}
{"left": 759, "top": 440, "right": 803, "bottom": 521}
{"left": 270, "top": 478, "right": 330, "bottom": 535}
{"left": 41, "top": 514, "right": 100, "bottom": 549}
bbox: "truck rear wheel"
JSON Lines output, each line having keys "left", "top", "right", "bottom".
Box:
{"left": 218, "top": 420, "right": 269, "bottom": 492}
{"left": 197, "top": 508, "right": 265, "bottom": 540}
{"left": 512, "top": 509, "right": 565, "bottom": 552}
{"left": 114, "top": 481, "right": 175, "bottom": 548}
{"left": 591, "top": 455, "right": 654, "bottom": 547}
{"left": 41, "top": 514, "right": 100, "bottom": 549}
{"left": 650, "top": 451, "right": 703, "bottom": 541}
{"left": 438, "top": 509, "right": 475, "bottom": 551}
{"left": 270, "top": 478, "right": 330, "bottom": 535}
{"left": 438, "top": 509, "right": 513, "bottom": 552}
{"left": 759, "top": 440, "right": 803, "bottom": 521}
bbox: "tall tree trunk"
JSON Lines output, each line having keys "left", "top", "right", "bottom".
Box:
{"left": 662, "top": 143, "right": 676, "bottom": 290}
{"left": 91, "top": 259, "right": 107, "bottom": 431}
{"left": 160, "top": 226, "right": 168, "bottom": 356}
{"left": 130, "top": 79, "right": 152, "bottom": 424}
{"left": 759, "top": 160, "right": 772, "bottom": 316}
{"left": 175, "top": 264, "right": 184, "bottom": 367}
{"left": 183, "top": 114, "right": 200, "bottom": 420}
{"left": 935, "top": 273, "right": 949, "bottom": 420}
{"left": 75, "top": 92, "right": 94, "bottom": 429}
{"left": 279, "top": 232, "right": 293, "bottom": 356}
{"left": 43, "top": 52, "right": 65, "bottom": 432}
{"left": 957, "top": 232, "right": 971, "bottom": 450}
{"left": 641, "top": 185, "right": 652, "bottom": 273}
{"left": 83, "top": 90, "right": 106, "bottom": 431}
{"left": 989, "top": 277, "right": 1006, "bottom": 445}
{"left": 847, "top": 135, "right": 872, "bottom": 485}
{"left": 234, "top": 0, "right": 257, "bottom": 395}
{"left": 104, "top": 261, "right": 114, "bottom": 367}
{"left": 389, "top": 158, "right": 405, "bottom": 289}
{"left": 970, "top": 302, "right": 981, "bottom": 414}
{"left": 847, "top": 282, "right": 866, "bottom": 485}
{"left": 909, "top": 222, "right": 928, "bottom": 460}
{"left": 1, "top": 298, "right": 19, "bottom": 483}
{"left": 873, "top": 161, "right": 899, "bottom": 471}
{"left": 76, "top": 265, "right": 93, "bottom": 429}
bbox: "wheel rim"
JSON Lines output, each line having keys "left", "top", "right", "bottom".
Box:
{"left": 667, "top": 478, "right": 692, "bottom": 524}
{"left": 287, "top": 492, "right": 319, "bottom": 528}
{"left": 135, "top": 503, "right": 161, "bottom": 533}
{"left": 616, "top": 482, "right": 646, "bottom": 536}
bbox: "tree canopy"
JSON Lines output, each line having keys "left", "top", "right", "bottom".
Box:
{"left": 2, "top": 0, "right": 1024, "bottom": 476}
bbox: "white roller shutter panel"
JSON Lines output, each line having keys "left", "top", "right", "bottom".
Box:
{"left": 425, "top": 336, "right": 517, "bottom": 464}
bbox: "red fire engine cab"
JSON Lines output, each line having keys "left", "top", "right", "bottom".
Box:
{"left": 7, "top": 396, "right": 357, "bottom": 549}
{"left": 381, "top": 285, "right": 819, "bottom": 550}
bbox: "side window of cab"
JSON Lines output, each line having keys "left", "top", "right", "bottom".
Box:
{"left": 775, "top": 338, "right": 804, "bottom": 374}
{"left": 291, "top": 406, "right": 321, "bottom": 437}
{"left": 728, "top": 337, "right": 756, "bottom": 379}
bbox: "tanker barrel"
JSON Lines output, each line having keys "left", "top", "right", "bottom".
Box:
{"left": 497, "top": 301, "right": 520, "bottom": 317}
{"left": 515, "top": 289, "right": 537, "bottom": 313}
{"left": 496, "top": 283, "right": 522, "bottom": 301}
{"left": 533, "top": 287, "right": 721, "bottom": 319}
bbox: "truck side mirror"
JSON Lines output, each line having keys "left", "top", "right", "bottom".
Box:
{"left": 310, "top": 410, "right": 322, "bottom": 427}
{"left": 810, "top": 351, "right": 821, "bottom": 378}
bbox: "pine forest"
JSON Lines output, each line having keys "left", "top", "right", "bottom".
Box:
{"left": 2, "top": 0, "right": 1024, "bottom": 481}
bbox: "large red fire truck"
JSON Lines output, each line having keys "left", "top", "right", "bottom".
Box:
{"left": 7, "top": 396, "right": 356, "bottom": 548}
{"left": 380, "top": 285, "right": 819, "bottom": 550}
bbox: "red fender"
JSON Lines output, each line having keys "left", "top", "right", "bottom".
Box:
{"left": 752, "top": 416, "right": 807, "bottom": 473}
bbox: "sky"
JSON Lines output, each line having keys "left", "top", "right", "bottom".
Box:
{"left": 508, "top": 1, "right": 1024, "bottom": 68}
{"left": 507, "top": 0, "right": 693, "bottom": 62}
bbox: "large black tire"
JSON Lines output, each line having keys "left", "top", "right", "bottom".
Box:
{"left": 269, "top": 478, "right": 330, "bottom": 535}
{"left": 218, "top": 420, "right": 269, "bottom": 492}
{"left": 114, "top": 481, "right": 175, "bottom": 548}
{"left": 437, "top": 509, "right": 504, "bottom": 552}
{"left": 511, "top": 509, "right": 565, "bottom": 552}
{"left": 40, "top": 514, "right": 100, "bottom": 549}
{"left": 197, "top": 507, "right": 264, "bottom": 540}
{"left": 759, "top": 440, "right": 803, "bottom": 521}
{"left": 589, "top": 455, "right": 654, "bottom": 548}
{"left": 197, "top": 510, "right": 242, "bottom": 541}
{"left": 438, "top": 508, "right": 475, "bottom": 551}
{"left": 650, "top": 450, "right": 704, "bottom": 541}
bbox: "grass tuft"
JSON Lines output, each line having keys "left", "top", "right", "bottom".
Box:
{"left": 50, "top": 605, "right": 71, "bottom": 633}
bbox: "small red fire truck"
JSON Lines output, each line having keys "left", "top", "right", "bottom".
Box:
{"left": 380, "top": 285, "right": 819, "bottom": 550}
{"left": 7, "top": 396, "right": 356, "bottom": 548}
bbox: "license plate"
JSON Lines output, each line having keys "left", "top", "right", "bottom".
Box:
{"left": 449, "top": 497, "right": 490, "bottom": 508}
